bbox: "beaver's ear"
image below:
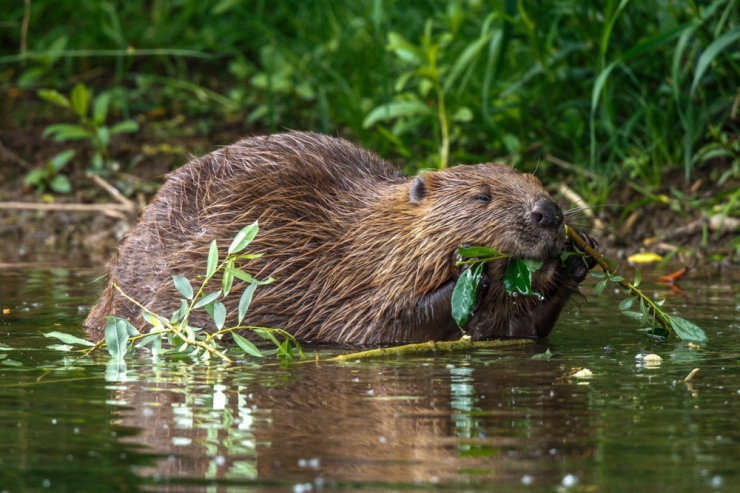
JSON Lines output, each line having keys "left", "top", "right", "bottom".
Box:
{"left": 409, "top": 175, "right": 426, "bottom": 204}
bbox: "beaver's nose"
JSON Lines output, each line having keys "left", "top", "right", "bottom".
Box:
{"left": 530, "top": 199, "right": 563, "bottom": 230}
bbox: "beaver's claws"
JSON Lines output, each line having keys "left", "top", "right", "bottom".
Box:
{"left": 563, "top": 230, "right": 598, "bottom": 283}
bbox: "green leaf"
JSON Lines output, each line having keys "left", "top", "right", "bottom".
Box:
{"left": 179, "top": 299, "right": 189, "bottom": 320}
{"left": 609, "top": 275, "right": 625, "bottom": 282}
{"left": 278, "top": 339, "right": 294, "bottom": 361}
{"left": 590, "top": 271, "right": 606, "bottom": 278}
{"left": 363, "top": 100, "right": 434, "bottom": 128}
{"left": 202, "top": 301, "right": 215, "bottom": 319}
{"left": 386, "top": 31, "right": 424, "bottom": 64}
{"left": 691, "top": 26, "right": 740, "bottom": 96}
{"left": 50, "top": 149, "right": 75, "bottom": 172}
{"left": 594, "top": 279, "right": 607, "bottom": 295}
{"left": 49, "top": 175, "right": 72, "bottom": 194}
{"left": 522, "top": 259, "right": 544, "bottom": 273}
{"left": 206, "top": 239, "right": 219, "bottom": 279}
{"left": 43, "top": 331, "right": 95, "bottom": 347}
{"left": 93, "top": 92, "right": 111, "bottom": 125}
{"left": 668, "top": 315, "right": 708, "bottom": 342}
{"left": 633, "top": 269, "right": 642, "bottom": 288}
{"left": 443, "top": 30, "right": 492, "bottom": 93}
{"left": 173, "top": 275, "right": 193, "bottom": 300}
{"left": 503, "top": 259, "right": 532, "bottom": 296}
{"left": 646, "top": 326, "right": 670, "bottom": 341}
{"left": 451, "top": 107, "right": 473, "bottom": 122}
{"left": 228, "top": 268, "right": 273, "bottom": 285}
{"left": 97, "top": 126, "right": 110, "bottom": 148}
{"left": 47, "top": 344, "right": 73, "bottom": 352}
{"left": 110, "top": 120, "right": 140, "bottom": 135}
{"left": 222, "top": 258, "right": 235, "bottom": 296}
{"left": 212, "top": 301, "right": 226, "bottom": 329}
{"left": 135, "top": 333, "right": 162, "bottom": 349}
{"left": 142, "top": 312, "right": 164, "bottom": 330}
{"left": 253, "top": 328, "right": 284, "bottom": 348}
{"left": 238, "top": 282, "right": 258, "bottom": 325}
{"left": 451, "top": 263, "right": 483, "bottom": 328}
{"left": 104, "top": 316, "right": 134, "bottom": 361}
{"left": 70, "top": 83, "right": 90, "bottom": 118}
{"left": 618, "top": 296, "right": 637, "bottom": 311}
{"left": 194, "top": 290, "right": 221, "bottom": 308}
{"left": 24, "top": 170, "right": 46, "bottom": 187}
{"left": 621, "top": 310, "right": 644, "bottom": 320}
{"left": 38, "top": 89, "right": 71, "bottom": 109}
{"left": 42, "top": 124, "right": 93, "bottom": 141}
{"left": 151, "top": 334, "right": 162, "bottom": 356}
{"left": 91, "top": 152, "right": 104, "bottom": 170}
{"left": 531, "top": 348, "right": 552, "bottom": 360}
{"left": 457, "top": 245, "right": 503, "bottom": 258}
{"left": 592, "top": 22, "right": 694, "bottom": 116}
{"left": 232, "top": 332, "right": 263, "bottom": 357}
{"left": 228, "top": 221, "right": 259, "bottom": 254}
{"left": 639, "top": 298, "right": 650, "bottom": 322}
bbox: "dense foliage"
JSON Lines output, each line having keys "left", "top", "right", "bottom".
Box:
{"left": 2, "top": 0, "right": 739, "bottom": 194}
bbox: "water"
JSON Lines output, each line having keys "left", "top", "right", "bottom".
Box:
{"left": 2, "top": 252, "right": 740, "bottom": 492}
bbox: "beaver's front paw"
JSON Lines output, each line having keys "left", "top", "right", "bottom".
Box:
{"left": 563, "top": 231, "right": 598, "bottom": 284}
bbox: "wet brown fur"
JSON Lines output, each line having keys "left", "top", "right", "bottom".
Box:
{"left": 85, "top": 132, "right": 579, "bottom": 345}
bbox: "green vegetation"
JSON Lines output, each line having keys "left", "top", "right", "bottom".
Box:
{"left": 2, "top": 0, "right": 739, "bottom": 232}
{"left": 23, "top": 149, "right": 75, "bottom": 194}
{"left": 452, "top": 228, "right": 708, "bottom": 342}
{"left": 38, "top": 83, "right": 140, "bottom": 174}
{"left": 44, "top": 222, "right": 305, "bottom": 364}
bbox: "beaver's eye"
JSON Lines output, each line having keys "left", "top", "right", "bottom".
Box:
{"left": 476, "top": 194, "right": 491, "bottom": 204}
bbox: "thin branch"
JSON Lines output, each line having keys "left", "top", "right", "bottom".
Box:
{"left": 565, "top": 224, "right": 671, "bottom": 333}
{"left": 87, "top": 173, "right": 137, "bottom": 210}
{"left": 0, "top": 201, "right": 131, "bottom": 213}
{"left": 544, "top": 154, "right": 598, "bottom": 179}
{"left": 112, "top": 283, "right": 233, "bottom": 363}
{"left": 326, "top": 338, "right": 533, "bottom": 362}
{"left": 0, "top": 140, "right": 34, "bottom": 170}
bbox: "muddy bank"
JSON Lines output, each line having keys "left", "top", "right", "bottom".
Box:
{"left": 1, "top": 113, "right": 738, "bottom": 269}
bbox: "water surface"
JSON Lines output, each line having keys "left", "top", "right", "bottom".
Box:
{"left": 1, "top": 251, "right": 739, "bottom": 492}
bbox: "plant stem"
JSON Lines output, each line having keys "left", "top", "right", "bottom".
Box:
{"left": 326, "top": 337, "right": 533, "bottom": 361}
{"left": 565, "top": 225, "right": 672, "bottom": 333}
{"left": 436, "top": 81, "right": 449, "bottom": 169}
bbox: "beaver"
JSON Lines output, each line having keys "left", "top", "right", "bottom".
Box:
{"left": 84, "top": 132, "right": 593, "bottom": 345}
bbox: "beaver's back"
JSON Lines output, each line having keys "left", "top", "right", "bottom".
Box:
{"left": 84, "top": 133, "right": 407, "bottom": 336}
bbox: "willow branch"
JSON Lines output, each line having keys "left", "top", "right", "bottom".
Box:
{"left": 565, "top": 224, "right": 671, "bottom": 332}
{"left": 326, "top": 338, "right": 533, "bottom": 362}
{"left": 112, "top": 283, "right": 233, "bottom": 363}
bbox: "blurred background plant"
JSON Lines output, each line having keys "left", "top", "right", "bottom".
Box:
{"left": 1, "top": 0, "right": 738, "bottom": 242}
{"left": 38, "top": 82, "right": 139, "bottom": 174}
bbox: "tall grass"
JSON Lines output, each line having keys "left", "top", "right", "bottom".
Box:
{"left": 2, "top": 0, "right": 738, "bottom": 191}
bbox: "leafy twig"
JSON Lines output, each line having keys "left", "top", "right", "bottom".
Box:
{"left": 565, "top": 225, "right": 707, "bottom": 342}
{"left": 112, "top": 283, "right": 233, "bottom": 363}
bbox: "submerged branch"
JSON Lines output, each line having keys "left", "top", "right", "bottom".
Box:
{"left": 326, "top": 338, "right": 534, "bottom": 362}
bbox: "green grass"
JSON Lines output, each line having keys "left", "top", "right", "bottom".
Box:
{"left": 2, "top": 0, "right": 739, "bottom": 201}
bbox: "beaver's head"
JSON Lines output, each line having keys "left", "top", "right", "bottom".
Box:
{"left": 409, "top": 163, "right": 565, "bottom": 261}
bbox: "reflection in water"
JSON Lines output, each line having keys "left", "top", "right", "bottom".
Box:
{"left": 4, "top": 260, "right": 740, "bottom": 492}
{"left": 108, "top": 351, "right": 594, "bottom": 489}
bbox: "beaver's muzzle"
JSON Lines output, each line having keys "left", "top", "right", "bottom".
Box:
{"left": 530, "top": 199, "right": 564, "bottom": 231}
